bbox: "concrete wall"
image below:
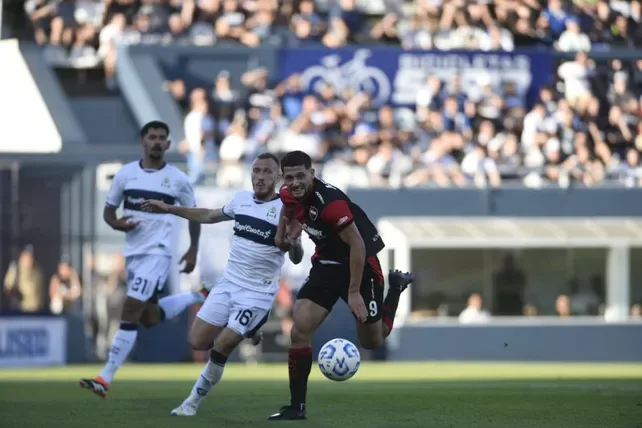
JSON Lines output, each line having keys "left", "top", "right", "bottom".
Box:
{"left": 390, "top": 323, "right": 642, "bottom": 362}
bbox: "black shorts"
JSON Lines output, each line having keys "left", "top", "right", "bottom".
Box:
{"left": 297, "top": 255, "right": 384, "bottom": 323}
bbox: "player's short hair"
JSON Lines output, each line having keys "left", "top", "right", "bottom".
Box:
{"left": 255, "top": 152, "right": 280, "bottom": 169}
{"left": 281, "top": 150, "right": 312, "bottom": 172}
{"left": 140, "top": 121, "right": 170, "bottom": 138}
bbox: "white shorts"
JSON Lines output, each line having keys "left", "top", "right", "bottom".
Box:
{"left": 125, "top": 255, "right": 171, "bottom": 302}
{"left": 197, "top": 279, "right": 274, "bottom": 337}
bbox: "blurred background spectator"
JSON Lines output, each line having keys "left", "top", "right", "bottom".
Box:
{"left": 458, "top": 293, "right": 491, "bottom": 324}
{"left": 48, "top": 256, "right": 82, "bottom": 315}
{"left": 2, "top": 245, "right": 44, "bottom": 313}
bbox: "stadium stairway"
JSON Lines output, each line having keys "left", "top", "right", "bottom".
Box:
{"left": 54, "top": 67, "right": 140, "bottom": 147}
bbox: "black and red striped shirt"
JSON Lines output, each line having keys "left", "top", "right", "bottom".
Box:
{"left": 280, "top": 178, "right": 385, "bottom": 262}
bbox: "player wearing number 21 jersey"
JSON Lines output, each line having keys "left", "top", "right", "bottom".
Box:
{"left": 140, "top": 153, "right": 304, "bottom": 417}
{"left": 80, "top": 121, "right": 205, "bottom": 398}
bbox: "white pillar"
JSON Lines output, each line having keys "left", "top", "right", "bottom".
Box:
{"left": 379, "top": 248, "right": 391, "bottom": 295}
{"left": 605, "top": 245, "right": 630, "bottom": 322}
{"left": 0, "top": 0, "right": 4, "bottom": 40}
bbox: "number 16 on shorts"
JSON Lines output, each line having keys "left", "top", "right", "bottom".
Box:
{"left": 229, "top": 307, "right": 269, "bottom": 337}
{"left": 234, "top": 309, "right": 254, "bottom": 327}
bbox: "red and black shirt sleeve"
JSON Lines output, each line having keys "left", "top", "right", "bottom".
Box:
{"left": 319, "top": 199, "right": 354, "bottom": 232}
{"left": 279, "top": 185, "right": 298, "bottom": 207}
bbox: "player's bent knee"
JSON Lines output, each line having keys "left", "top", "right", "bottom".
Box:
{"left": 212, "top": 328, "right": 245, "bottom": 356}
{"left": 139, "top": 304, "right": 163, "bottom": 328}
{"left": 189, "top": 318, "right": 223, "bottom": 350}
{"left": 121, "top": 296, "right": 146, "bottom": 324}
{"left": 290, "top": 323, "right": 313, "bottom": 348}
{"left": 290, "top": 299, "right": 328, "bottom": 347}
{"left": 189, "top": 332, "right": 212, "bottom": 351}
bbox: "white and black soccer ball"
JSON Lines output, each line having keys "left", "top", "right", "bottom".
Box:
{"left": 317, "top": 338, "right": 361, "bottom": 381}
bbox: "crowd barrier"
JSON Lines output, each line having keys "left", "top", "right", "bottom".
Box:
{"left": 0, "top": 314, "right": 67, "bottom": 367}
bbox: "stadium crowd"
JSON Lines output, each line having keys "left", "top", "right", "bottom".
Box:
{"left": 15, "top": 0, "right": 642, "bottom": 189}
{"left": 173, "top": 52, "right": 642, "bottom": 189}
{"left": 20, "top": 0, "right": 642, "bottom": 55}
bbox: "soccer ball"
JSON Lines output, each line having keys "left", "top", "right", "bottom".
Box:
{"left": 317, "top": 338, "right": 361, "bottom": 381}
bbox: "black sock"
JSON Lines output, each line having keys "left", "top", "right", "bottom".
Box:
{"left": 288, "top": 347, "right": 312, "bottom": 410}
{"left": 210, "top": 349, "right": 228, "bottom": 365}
{"left": 383, "top": 288, "right": 402, "bottom": 332}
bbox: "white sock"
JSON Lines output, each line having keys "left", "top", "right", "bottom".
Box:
{"left": 159, "top": 292, "right": 202, "bottom": 320}
{"left": 186, "top": 354, "right": 226, "bottom": 406}
{"left": 99, "top": 327, "right": 137, "bottom": 384}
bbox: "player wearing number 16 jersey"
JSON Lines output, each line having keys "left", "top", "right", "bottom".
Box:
{"left": 141, "top": 153, "right": 304, "bottom": 417}
{"left": 268, "top": 150, "right": 414, "bottom": 421}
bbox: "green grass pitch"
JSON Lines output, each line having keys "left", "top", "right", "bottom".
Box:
{"left": 1, "top": 362, "right": 641, "bottom": 428}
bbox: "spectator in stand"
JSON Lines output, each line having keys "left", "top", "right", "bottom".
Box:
{"left": 26, "top": 0, "right": 77, "bottom": 46}
{"left": 49, "top": 257, "right": 82, "bottom": 315}
{"left": 555, "top": 294, "right": 572, "bottom": 317}
{"left": 459, "top": 293, "right": 491, "bottom": 324}
{"left": 98, "top": 13, "right": 126, "bottom": 89}
{"left": 182, "top": 88, "right": 215, "bottom": 184}
{"left": 2, "top": 245, "right": 45, "bottom": 313}
{"left": 541, "top": 0, "right": 571, "bottom": 39}
{"left": 211, "top": 71, "right": 240, "bottom": 143}
{"left": 556, "top": 18, "right": 591, "bottom": 52}
{"left": 569, "top": 277, "right": 601, "bottom": 316}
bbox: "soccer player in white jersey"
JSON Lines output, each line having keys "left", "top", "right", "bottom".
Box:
{"left": 141, "top": 152, "right": 304, "bottom": 417}
{"left": 80, "top": 121, "right": 205, "bottom": 397}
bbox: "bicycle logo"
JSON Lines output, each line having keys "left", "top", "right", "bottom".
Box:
{"left": 299, "top": 49, "right": 391, "bottom": 106}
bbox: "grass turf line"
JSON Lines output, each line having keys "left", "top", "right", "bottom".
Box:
{"left": 0, "top": 362, "right": 640, "bottom": 428}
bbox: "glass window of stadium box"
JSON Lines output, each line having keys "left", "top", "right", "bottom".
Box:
{"left": 403, "top": 247, "right": 641, "bottom": 320}
{"left": 377, "top": 217, "right": 641, "bottom": 324}
{"left": 408, "top": 248, "right": 610, "bottom": 317}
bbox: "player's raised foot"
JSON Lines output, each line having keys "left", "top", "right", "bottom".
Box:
{"left": 267, "top": 405, "right": 307, "bottom": 420}
{"left": 388, "top": 269, "right": 414, "bottom": 293}
{"left": 170, "top": 402, "right": 198, "bottom": 416}
{"left": 79, "top": 376, "right": 110, "bottom": 398}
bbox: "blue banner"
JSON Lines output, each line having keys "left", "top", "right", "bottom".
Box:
{"left": 279, "top": 48, "right": 553, "bottom": 107}
{"left": 0, "top": 316, "right": 67, "bottom": 367}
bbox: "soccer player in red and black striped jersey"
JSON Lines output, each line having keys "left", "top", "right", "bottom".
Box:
{"left": 268, "top": 150, "right": 413, "bottom": 421}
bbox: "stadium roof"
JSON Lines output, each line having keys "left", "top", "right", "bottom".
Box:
{"left": 377, "top": 217, "right": 642, "bottom": 248}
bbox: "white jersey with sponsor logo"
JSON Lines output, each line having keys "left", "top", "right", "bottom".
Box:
{"left": 106, "top": 161, "right": 196, "bottom": 258}
{"left": 219, "top": 190, "right": 285, "bottom": 294}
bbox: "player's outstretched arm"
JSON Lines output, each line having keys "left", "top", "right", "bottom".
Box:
{"left": 141, "top": 200, "right": 230, "bottom": 224}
